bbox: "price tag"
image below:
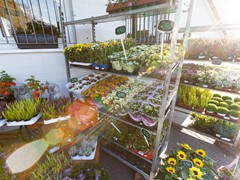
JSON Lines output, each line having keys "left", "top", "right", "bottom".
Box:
{"left": 115, "top": 26, "right": 126, "bottom": 35}
{"left": 141, "top": 129, "right": 151, "bottom": 147}
{"left": 70, "top": 77, "right": 78, "bottom": 83}
{"left": 117, "top": 91, "right": 127, "bottom": 99}
{"left": 181, "top": 160, "right": 193, "bottom": 168}
{"left": 157, "top": 20, "right": 174, "bottom": 33}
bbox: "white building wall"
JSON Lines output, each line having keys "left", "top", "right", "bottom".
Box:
{"left": 0, "top": 49, "right": 69, "bottom": 96}
{"left": 67, "top": 0, "right": 124, "bottom": 43}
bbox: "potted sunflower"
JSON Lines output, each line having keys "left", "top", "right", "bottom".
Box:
{"left": 156, "top": 143, "right": 217, "bottom": 180}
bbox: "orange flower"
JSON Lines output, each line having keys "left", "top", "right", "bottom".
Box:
{"left": 3, "top": 91, "right": 9, "bottom": 96}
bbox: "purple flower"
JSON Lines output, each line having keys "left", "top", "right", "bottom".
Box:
{"left": 78, "top": 172, "right": 86, "bottom": 180}
{"left": 95, "top": 175, "right": 100, "bottom": 180}
{"left": 101, "top": 167, "right": 104, "bottom": 170}
{"left": 86, "top": 168, "right": 91, "bottom": 172}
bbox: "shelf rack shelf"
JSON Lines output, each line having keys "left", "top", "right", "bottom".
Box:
{"left": 61, "top": 0, "right": 195, "bottom": 179}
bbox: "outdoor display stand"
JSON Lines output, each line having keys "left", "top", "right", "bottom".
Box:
{"left": 61, "top": 0, "right": 195, "bottom": 179}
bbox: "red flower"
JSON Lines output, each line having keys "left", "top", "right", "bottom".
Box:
{"left": 11, "top": 82, "right": 16, "bottom": 86}
{"left": 6, "top": 83, "right": 11, "bottom": 87}
{"left": 41, "top": 91, "right": 45, "bottom": 95}
{"left": 1, "top": 82, "right": 6, "bottom": 86}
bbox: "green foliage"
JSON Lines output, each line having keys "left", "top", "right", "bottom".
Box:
{"left": 222, "top": 96, "right": 232, "bottom": 101}
{"left": 211, "top": 97, "right": 222, "bottom": 102}
{"left": 213, "top": 94, "right": 221, "bottom": 98}
{"left": 229, "top": 109, "right": 240, "bottom": 118}
{"left": 214, "top": 121, "right": 238, "bottom": 139}
{"left": 41, "top": 97, "right": 71, "bottom": 120}
{"left": 234, "top": 97, "right": 240, "bottom": 102}
{"left": 32, "top": 152, "right": 71, "bottom": 180}
{"left": 16, "top": 20, "right": 60, "bottom": 36}
{"left": 192, "top": 112, "right": 217, "bottom": 128}
{"left": 70, "top": 163, "right": 109, "bottom": 180}
{"left": 219, "top": 102, "right": 229, "bottom": 108}
{"left": 217, "top": 107, "right": 229, "bottom": 114}
{"left": 177, "top": 85, "right": 212, "bottom": 108}
{"left": 229, "top": 103, "right": 240, "bottom": 111}
{"left": 208, "top": 100, "right": 219, "bottom": 106}
{"left": 225, "top": 99, "right": 233, "bottom": 106}
{"left": 2, "top": 99, "right": 40, "bottom": 121}
{"left": 206, "top": 104, "right": 218, "bottom": 112}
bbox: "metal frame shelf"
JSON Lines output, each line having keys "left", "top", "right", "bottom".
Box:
{"left": 60, "top": 0, "right": 195, "bottom": 179}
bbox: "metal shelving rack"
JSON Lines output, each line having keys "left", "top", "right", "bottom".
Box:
{"left": 60, "top": 0, "right": 195, "bottom": 179}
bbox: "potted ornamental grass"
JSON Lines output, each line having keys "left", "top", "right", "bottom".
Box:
{"left": 229, "top": 110, "right": 240, "bottom": 121}
{"left": 2, "top": 99, "right": 41, "bottom": 126}
{"left": 205, "top": 104, "right": 218, "bottom": 114}
{"left": 217, "top": 107, "right": 229, "bottom": 117}
{"left": 15, "top": 20, "right": 60, "bottom": 49}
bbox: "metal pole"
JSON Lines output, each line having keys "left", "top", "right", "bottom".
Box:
{"left": 150, "top": 0, "right": 184, "bottom": 178}
{"left": 155, "top": 13, "right": 159, "bottom": 44}
{"left": 166, "top": 0, "right": 195, "bottom": 140}
{"left": 16, "top": 0, "right": 29, "bottom": 43}
{"left": 36, "top": 0, "right": 47, "bottom": 44}
{"left": 58, "top": 4, "right": 71, "bottom": 80}
{"left": 45, "top": 0, "right": 56, "bottom": 43}
{"left": 4, "top": 0, "right": 19, "bottom": 44}
{"left": 63, "top": 0, "right": 71, "bottom": 43}
{"left": 91, "top": 21, "right": 96, "bottom": 42}
{"left": 26, "top": 0, "right": 38, "bottom": 43}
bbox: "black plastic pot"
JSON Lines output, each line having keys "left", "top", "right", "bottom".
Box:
{"left": 14, "top": 34, "right": 58, "bottom": 49}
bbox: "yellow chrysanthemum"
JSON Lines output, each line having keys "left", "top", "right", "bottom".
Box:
{"left": 181, "top": 143, "right": 192, "bottom": 150}
{"left": 167, "top": 158, "right": 177, "bottom": 166}
{"left": 190, "top": 167, "right": 202, "bottom": 179}
{"left": 187, "top": 178, "right": 195, "bottom": 180}
{"left": 193, "top": 158, "right": 204, "bottom": 168}
{"left": 177, "top": 151, "right": 187, "bottom": 160}
{"left": 166, "top": 166, "right": 176, "bottom": 175}
{"left": 196, "top": 149, "right": 206, "bottom": 158}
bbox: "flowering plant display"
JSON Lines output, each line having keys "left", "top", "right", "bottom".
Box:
{"left": 181, "top": 64, "right": 240, "bottom": 92}
{"left": 25, "top": 75, "right": 49, "bottom": 99}
{"left": 63, "top": 38, "right": 135, "bottom": 64}
{"left": 157, "top": 144, "right": 217, "bottom": 180}
{"left": 81, "top": 75, "right": 128, "bottom": 99}
{"left": 0, "top": 70, "right": 16, "bottom": 99}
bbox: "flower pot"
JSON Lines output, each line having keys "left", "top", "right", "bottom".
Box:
{"left": 217, "top": 112, "right": 226, "bottom": 117}
{"left": 14, "top": 34, "right": 58, "bottom": 49}
{"left": 92, "top": 63, "right": 100, "bottom": 70}
{"left": 129, "top": 111, "right": 142, "bottom": 122}
{"left": 6, "top": 112, "right": 42, "bottom": 126}
{"left": 122, "top": 62, "right": 135, "bottom": 73}
{"left": 111, "top": 61, "right": 122, "bottom": 71}
{"left": 106, "top": 2, "right": 133, "bottom": 13}
{"left": 229, "top": 115, "right": 239, "bottom": 121}
{"left": 205, "top": 110, "right": 214, "bottom": 114}
{"left": 69, "top": 61, "right": 92, "bottom": 66}
{"left": 99, "top": 64, "right": 109, "bottom": 70}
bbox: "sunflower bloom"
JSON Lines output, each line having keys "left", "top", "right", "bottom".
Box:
{"left": 193, "top": 158, "right": 204, "bottom": 168}
{"left": 196, "top": 149, "right": 206, "bottom": 158}
{"left": 177, "top": 151, "right": 187, "bottom": 160}
{"left": 166, "top": 166, "right": 175, "bottom": 175}
{"left": 190, "top": 167, "right": 202, "bottom": 179}
{"left": 181, "top": 143, "right": 192, "bottom": 150}
{"left": 167, "top": 158, "right": 177, "bottom": 166}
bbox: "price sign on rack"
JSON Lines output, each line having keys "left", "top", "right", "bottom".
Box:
{"left": 115, "top": 26, "right": 127, "bottom": 61}
{"left": 157, "top": 20, "right": 175, "bottom": 33}
{"left": 117, "top": 91, "right": 127, "bottom": 99}
{"left": 157, "top": 20, "right": 175, "bottom": 59}
{"left": 181, "top": 160, "right": 193, "bottom": 168}
{"left": 115, "top": 26, "right": 126, "bottom": 35}
{"left": 70, "top": 77, "right": 78, "bottom": 83}
{"left": 141, "top": 128, "right": 151, "bottom": 147}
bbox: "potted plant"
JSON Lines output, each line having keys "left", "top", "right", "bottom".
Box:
{"left": 229, "top": 110, "right": 240, "bottom": 121}
{"left": 229, "top": 103, "right": 240, "bottom": 111}
{"left": 15, "top": 20, "right": 60, "bottom": 49}
{"left": 0, "top": 71, "right": 16, "bottom": 102}
{"left": 156, "top": 143, "right": 217, "bottom": 180}
{"left": 234, "top": 97, "right": 240, "bottom": 103}
{"left": 222, "top": 95, "right": 232, "bottom": 101}
{"left": 25, "top": 75, "right": 49, "bottom": 99}
{"left": 217, "top": 107, "right": 229, "bottom": 117}
{"left": 205, "top": 104, "right": 217, "bottom": 114}
{"left": 0, "top": 101, "right": 7, "bottom": 126}
{"left": 2, "top": 99, "right": 41, "bottom": 126}
{"left": 40, "top": 97, "right": 71, "bottom": 124}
